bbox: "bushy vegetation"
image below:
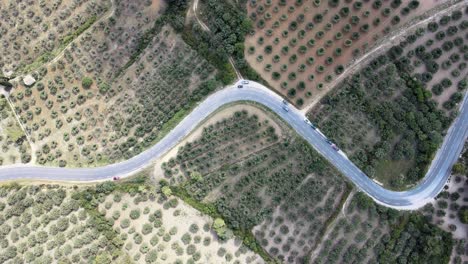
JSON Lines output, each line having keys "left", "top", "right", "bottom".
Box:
{"left": 0, "top": 184, "right": 123, "bottom": 263}
{"left": 309, "top": 10, "right": 468, "bottom": 189}
{"left": 179, "top": 0, "right": 253, "bottom": 84}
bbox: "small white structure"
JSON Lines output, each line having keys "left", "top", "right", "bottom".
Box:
{"left": 23, "top": 75, "right": 36, "bottom": 86}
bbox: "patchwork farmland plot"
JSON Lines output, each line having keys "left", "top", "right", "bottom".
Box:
{"left": 245, "top": 0, "right": 450, "bottom": 108}
{"left": 7, "top": 0, "right": 220, "bottom": 167}
{"left": 0, "top": 0, "right": 110, "bottom": 75}
{"left": 160, "top": 106, "right": 350, "bottom": 262}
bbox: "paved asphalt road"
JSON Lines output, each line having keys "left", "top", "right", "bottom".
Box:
{"left": 0, "top": 81, "right": 466, "bottom": 209}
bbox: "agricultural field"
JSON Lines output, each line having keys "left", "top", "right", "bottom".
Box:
{"left": 0, "top": 184, "right": 123, "bottom": 264}
{"left": 421, "top": 141, "right": 468, "bottom": 264}
{"left": 244, "top": 0, "right": 449, "bottom": 108}
{"left": 0, "top": 0, "right": 111, "bottom": 75}
{"left": 0, "top": 95, "right": 31, "bottom": 165}
{"left": 160, "top": 104, "right": 351, "bottom": 262}
{"left": 99, "top": 192, "right": 263, "bottom": 264}
{"left": 312, "top": 192, "right": 453, "bottom": 264}
{"left": 0, "top": 176, "right": 264, "bottom": 264}
{"left": 6, "top": 0, "right": 221, "bottom": 167}
{"left": 308, "top": 7, "right": 468, "bottom": 189}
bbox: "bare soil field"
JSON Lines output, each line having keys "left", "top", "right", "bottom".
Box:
{"left": 245, "top": 0, "right": 450, "bottom": 108}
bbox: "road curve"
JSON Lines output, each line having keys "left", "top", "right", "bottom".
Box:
{"left": 0, "top": 80, "right": 466, "bottom": 210}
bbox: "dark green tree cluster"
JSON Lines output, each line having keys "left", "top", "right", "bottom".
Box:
{"left": 175, "top": 0, "right": 252, "bottom": 84}
{"left": 311, "top": 55, "right": 450, "bottom": 187}
{"left": 375, "top": 214, "right": 453, "bottom": 264}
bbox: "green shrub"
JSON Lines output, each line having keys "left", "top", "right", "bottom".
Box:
{"left": 81, "top": 77, "right": 93, "bottom": 89}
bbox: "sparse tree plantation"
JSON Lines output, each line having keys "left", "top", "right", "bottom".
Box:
{"left": 100, "top": 192, "right": 263, "bottom": 263}
{"left": 0, "top": 0, "right": 111, "bottom": 75}
{"left": 0, "top": 184, "right": 123, "bottom": 263}
{"left": 0, "top": 96, "right": 31, "bottom": 165}
{"left": 0, "top": 176, "right": 264, "bottom": 264}
{"left": 308, "top": 8, "right": 468, "bottom": 189}
{"left": 0, "top": 0, "right": 466, "bottom": 263}
{"left": 313, "top": 192, "right": 453, "bottom": 264}
{"left": 7, "top": 0, "right": 222, "bottom": 167}
{"left": 244, "top": 0, "right": 448, "bottom": 108}
{"left": 160, "top": 105, "right": 351, "bottom": 262}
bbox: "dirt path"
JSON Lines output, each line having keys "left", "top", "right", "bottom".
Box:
{"left": 5, "top": 96, "right": 36, "bottom": 163}
{"left": 42, "top": 0, "right": 117, "bottom": 70}
{"left": 301, "top": 0, "right": 467, "bottom": 114}
{"left": 229, "top": 56, "right": 243, "bottom": 80}
{"left": 192, "top": 0, "right": 210, "bottom": 32}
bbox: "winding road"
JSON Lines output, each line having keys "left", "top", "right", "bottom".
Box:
{"left": 0, "top": 80, "right": 466, "bottom": 210}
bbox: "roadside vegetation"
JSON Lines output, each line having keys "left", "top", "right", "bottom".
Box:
{"left": 308, "top": 8, "right": 468, "bottom": 189}
{"left": 244, "top": 0, "right": 447, "bottom": 108}
{"left": 0, "top": 95, "right": 31, "bottom": 165}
